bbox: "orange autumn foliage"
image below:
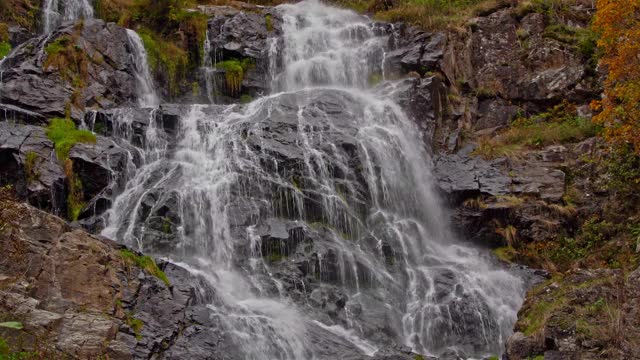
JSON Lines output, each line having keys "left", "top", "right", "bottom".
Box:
{"left": 592, "top": 0, "right": 640, "bottom": 153}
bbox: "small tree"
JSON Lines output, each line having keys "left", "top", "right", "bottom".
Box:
{"left": 591, "top": 0, "right": 640, "bottom": 153}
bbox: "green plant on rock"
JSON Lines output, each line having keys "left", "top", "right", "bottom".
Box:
{"left": 44, "top": 35, "right": 89, "bottom": 87}
{"left": 0, "top": 41, "right": 10, "bottom": 59}
{"left": 368, "top": 72, "right": 383, "bottom": 86}
{"left": 46, "top": 118, "right": 96, "bottom": 160}
{"left": 120, "top": 249, "right": 170, "bottom": 286}
{"left": 240, "top": 94, "right": 253, "bottom": 104}
{"left": 23, "top": 151, "right": 39, "bottom": 184}
{"left": 125, "top": 312, "right": 144, "bottom": 340}
{"left": 46, "top": 118, "right": 95, "bottom": 221}
{"left": 139, "top": 30, "right": 188, "bottom": 97}
{"left": 216, "top": 58, "right": 254, "bottom": 96}
{"left": 265, "top": 14, "right": 273, "bottom": 32}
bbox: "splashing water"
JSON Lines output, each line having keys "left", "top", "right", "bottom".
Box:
{"left": 103, "top": 0, "right": 524, "bottom": 358}
{"left": 42, "top": 0, "right": 94, "bottom": 34}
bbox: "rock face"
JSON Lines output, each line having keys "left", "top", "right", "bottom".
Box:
{"left": 0, "top": 195, "right": 223, "bottom": 359}
{"left": 0, "top": 19, "right": 140, "bottom": 122}
{"left": 0, "top": 121, "right": 131, "bottom": 224}
{"left": 200, "top": 5, "right": 283, "bottom": 101}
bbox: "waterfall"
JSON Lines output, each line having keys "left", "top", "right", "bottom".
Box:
{"left": 102, "top": 1, "right": 524, "bottom": 358}
{"left": 125, "top": 29, "right": 160, "bottom": 108}
{"left": 42, "top": 0, "right": 94, "bottom": 33}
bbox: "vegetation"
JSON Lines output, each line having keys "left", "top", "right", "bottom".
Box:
{"left": 45, "top": 118, "right": 95, "bottom": 220}
{"left": 138, "top": 30, "right": 189, "bottom": 97}
{"left": 120, "top": 249, "right": 170, "bottom": 286}
{"left": 0, "top": 42, "right": 10, "bottom": 59}
{"left": 216, "top": 58, "right": 254, "bottom": 96}
{"left": 591, "top": 0, "right": 640, "bottom": 154}
{"left": 45, "top": 118, "right": 96, "bottom": 161}
{"left": 333, "top": 0, "right": 511, "bottom": 31}
{"left": 93, "top": 0, "right": 209, "bottom": 98}
{"left": 125, "top": 312, "right": 144, "bottom": 340}
{"left": 472, "top": 102, "right": 600, "bottom": 159}
{"left": 0, "top": 0, "right": 39, "bottom": 31}
{"left": 23, "top": 151, "right": 39, "bottom": 184}
{"left": 44, "top": 35, "right": 89, "bottom": 88}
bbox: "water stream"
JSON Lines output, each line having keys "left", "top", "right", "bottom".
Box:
{"left": 102, "top": 1, "right": 525, "bottom": 358}
{"left": 42, "top": 0, "right": 94, "bottom": 34}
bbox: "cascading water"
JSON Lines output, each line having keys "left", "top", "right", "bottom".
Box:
{"left": 102, "top": 1, "right": 524, "bottom": 358}
{"left": 125, "top": 29, "right": 160, "bottom": 108}
{"left": 42, "top": 0, "right": 94, "bottom": 34}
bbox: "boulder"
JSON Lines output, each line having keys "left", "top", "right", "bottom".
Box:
{"left": 0, "top": 19, "right": 139, "bottom": 122}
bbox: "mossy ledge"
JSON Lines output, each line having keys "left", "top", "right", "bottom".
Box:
{"left": 120, "top": 249, "right": 170, "bottom": 286}
{"left": 45, "top": 118, "right": 96, "bottom": 221}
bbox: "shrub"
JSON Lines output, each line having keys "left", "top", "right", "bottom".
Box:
{"left": 46, "top": 118, "right": 96, "bottom": 160}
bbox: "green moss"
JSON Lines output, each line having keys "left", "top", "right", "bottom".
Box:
{"left": 0, "top": 42, "right": 11, "bottom": 59}
{"left": 23, "top": 151, "right": 39, "bottom": 184}
{"left": 125, "top": 312, "right": 144, "bottom": 340}
{"left": 216, "top": 58, "right": 254, "bottom": 96}
{"left": 265, "top": 14, "right": 273, "bottom": 32}
{"left": 473, "top": 103, "right": 601, "bottom": 159}
{"left": 161, "top": 217, "right": 172, "bottom": 234}
{"left": 368, "top": 72, "right": 383, "bottom": 86}
{"left": 266, "top": 253, "right": 284, "bottom": 262}
{"left": 46, "top": 118, "right": 96, "bottom": 160}
{"left": 523, "top": 298, "right": 566, "bottom": 336}
{"left": 493, "top": 246, "right": 517, "bottom": 263}
{"left": 120, "top": 249, "right": 170, "bottom": 286}
{"left": 240, "top": 94, "right": 253, "bottom": 104}
{"left": 414, "top": 355, "right": 425, "bottom": 360}
{"left": 139, "top": 30, "right": 188, "bottom": 97}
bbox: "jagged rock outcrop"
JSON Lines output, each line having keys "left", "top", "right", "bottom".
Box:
{"left": 200, "top": 4, "right": 283, "bottom": 101}
{"left": 0, "top": 195, "right": 223, "bottom": 359}
{"left": 0, "top": 121, "right": 131, "bottom": 223}
{"left": 0, "top": 19, "right": 140, "bottom": 122}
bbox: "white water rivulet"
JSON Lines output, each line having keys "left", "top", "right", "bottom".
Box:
{"left": 102, "top": 1, "right": 524, "bottom": 358}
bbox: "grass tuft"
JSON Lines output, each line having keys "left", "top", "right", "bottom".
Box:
{"left": 216, "top": 58, "right": 254, "bottom": 96}
{"left": 46, "top": 118, "right": 96, "bottom": 160}
{"left": 120, "top": 249, "right": 170, "bottom": 286}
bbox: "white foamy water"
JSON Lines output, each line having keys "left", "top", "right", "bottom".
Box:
{"left": 102, "top": 1, "right": 525, "bottom": 358}
{"left": 42, "top": 0, "right": 94, "bottom": 33}
{"left": 125, "top": 29, "right": 160, "bottom": 108}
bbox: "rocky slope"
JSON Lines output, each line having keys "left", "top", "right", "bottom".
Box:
{"left": 0, "top": 189, "right": 222, "bottom": 359}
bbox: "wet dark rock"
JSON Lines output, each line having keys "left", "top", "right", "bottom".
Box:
{"left": 383, "top": 26, "right": 446, "bottom": 77}
{"left": 0, "top": 121, "right": 130, "bottom": 223}
{"left": 7, "top": 25, "right": 33, "bottom": 47}
{"left": 0, "top": 19, "right": 140, "bottom": 121}
{"left": 383, "top": 75, "right": 449, "bottom": 150}
{"left": 204, "top": 6, "right": 283, "bottom": 99}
